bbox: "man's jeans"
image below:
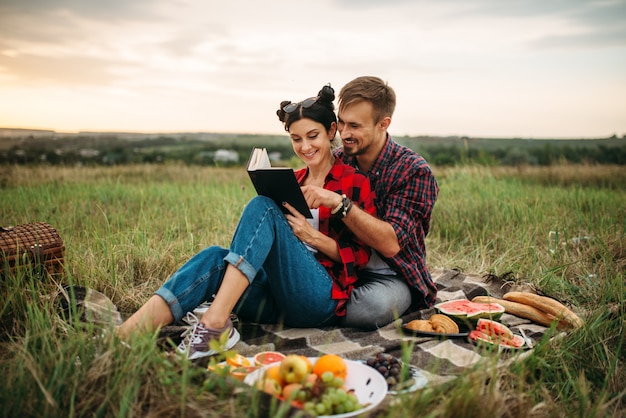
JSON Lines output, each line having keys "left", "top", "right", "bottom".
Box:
{"left": 340, "top": 272, "right": 412, "bottom": 330}
{"left": 156, "top": 196, "right": 338, "bottom": 327}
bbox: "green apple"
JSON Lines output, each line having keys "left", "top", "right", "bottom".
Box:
{"left": 279, "top": 354, "right": 309, "bottom": 384}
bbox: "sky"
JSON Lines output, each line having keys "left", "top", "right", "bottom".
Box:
{"left": 0, "top": 0, "right": 625, "bottom": 138}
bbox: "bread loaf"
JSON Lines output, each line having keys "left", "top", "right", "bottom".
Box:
{"left": 503, "top": 292, "right": 583, "bottom": 328}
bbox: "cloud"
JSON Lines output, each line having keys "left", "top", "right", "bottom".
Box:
{"left": 0, "top": 53, "right": 118, "bottom": 85}
{"left": 449, "top": 0, "right": 626, "bottom": 50}
{"left": 0, "top": 0, "right": 623, "bottom": 136}
{"left": 0, "top": 0, "right": 158, "bottom": 20}
{"left": 531, "top": 26, "right": 626, "bottom": 49}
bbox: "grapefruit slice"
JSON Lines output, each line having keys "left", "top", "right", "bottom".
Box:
{"left": 253, "top": 351, "right": 286, "bottom": 367}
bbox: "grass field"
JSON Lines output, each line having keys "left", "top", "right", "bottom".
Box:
{"left": 1, "top": 163, "right": 624, "bottom": 417}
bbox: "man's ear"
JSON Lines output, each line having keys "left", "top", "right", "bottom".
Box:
{"left": 378, "top": 116, "right": 391, "bottom": 131}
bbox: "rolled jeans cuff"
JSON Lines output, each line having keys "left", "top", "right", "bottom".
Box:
{"left": 154, "top": 286, "right": 185, "bottom": 322}
{"left": 224, "top": 251, "right": 256, "bottom": 283}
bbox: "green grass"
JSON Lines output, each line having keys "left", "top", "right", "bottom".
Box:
{"left": 1, "top": 163, "right": 624, "bottom": 417}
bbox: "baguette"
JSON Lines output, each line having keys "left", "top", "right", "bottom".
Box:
{"left": 471, "top": 295, "right": 556, "bottom": 327}
{"left": 503, "top": 291, "right": 583, "bottom": 328}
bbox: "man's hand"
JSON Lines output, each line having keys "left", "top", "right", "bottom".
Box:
{"left": 301, "top": 185, "right": 343, "bottom": 210}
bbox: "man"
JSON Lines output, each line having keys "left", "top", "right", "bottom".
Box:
{"left": 303, "top": 76, "right": 439, "bottom": 329}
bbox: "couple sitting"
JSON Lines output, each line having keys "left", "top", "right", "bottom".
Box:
{"left": 116, "top": 76, "right": 439, "bottom": 360}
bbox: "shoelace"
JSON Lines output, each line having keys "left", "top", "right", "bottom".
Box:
{"left": 182, "top": 312, "right": 200, "bottom": 326}
{"left": 188, "top": 324, "right": 210, "bottom": 345}
{"left": 178, "top": 323, "right": 205, "bottom": 351}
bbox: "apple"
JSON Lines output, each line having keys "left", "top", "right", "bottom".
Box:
{"left": 282, "top": 382, "right": 302, "bottom": 401}
{"left": 279, "top": 354, "right": 310, "bottom": 384}
{"left": 305, "top": 373, "right": 317, "bottom": 385}
{"left": 255, "top": 377, "right": 282, "bottom": 397}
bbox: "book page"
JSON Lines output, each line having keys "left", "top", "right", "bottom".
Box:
{"left": 246, "top": 146, "right": 312, "bottom": 218}
{"left": 248, "top": 148, "right": 272, "bottom": 171}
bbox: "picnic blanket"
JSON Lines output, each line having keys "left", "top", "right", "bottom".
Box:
{"left": 161, "top": 268, "right": 550, "bottom": 388}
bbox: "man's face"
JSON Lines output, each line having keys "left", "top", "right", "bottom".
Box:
{"left": 337, "top": 100, "right": 379, "bottom": 157}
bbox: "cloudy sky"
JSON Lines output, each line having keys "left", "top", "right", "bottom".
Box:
{"left": 0, "top": 0, "right": 624, "bottom": 138}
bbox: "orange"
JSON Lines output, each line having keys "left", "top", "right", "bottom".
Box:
{"left": 312, "top": 354, "right": 347, "bottom": 380}
{"left": 230, "top": 366, "right": 258, "bottom": 381}
{"left": 226, "top": 353, "right": 252, "bottom": 368}
{"left": 207, "top": 363, "right": 229, "bottom": 374}
{"left": 264, "top": 364, "right": 283, "bottom": 386}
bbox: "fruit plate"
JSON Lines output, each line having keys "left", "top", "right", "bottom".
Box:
{"left": 387, "top": 364, "right": 428, "bottom": 395}
{"left": 244, "top": 357, "right": 388, "bottom": 418}
{"left": 400, "top": 324, "right": 470, "bottom": 339}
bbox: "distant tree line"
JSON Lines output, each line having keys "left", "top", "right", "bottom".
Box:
{"left": 420, "top": 143, "right": 626, "bottom": 166}
{"left": 1, "top": 134, "right": 624, "bottom": 166}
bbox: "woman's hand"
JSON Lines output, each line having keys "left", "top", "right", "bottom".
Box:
{"left": 301, "top": 185, "right": 343, "bottom": 210}
{"left": 283, "top": 201, "right": 342, "bottom": 262}
{"left": 282, "top": 201, "right": 318, "bottom": 245}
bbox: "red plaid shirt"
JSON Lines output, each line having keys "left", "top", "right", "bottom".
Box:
{"left": 295, "top": 158, "right": 376, "bottom": 316}
{"left": 336, "top": 135, "right": 439, "bottom": 308}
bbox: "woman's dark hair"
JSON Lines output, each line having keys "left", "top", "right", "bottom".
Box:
{"left": 276, "top": 84, "right": 337, "bottom": 132}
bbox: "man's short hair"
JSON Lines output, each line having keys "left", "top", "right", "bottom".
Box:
{"left": 338, "top": 76, "right": 396, "bottom": 124}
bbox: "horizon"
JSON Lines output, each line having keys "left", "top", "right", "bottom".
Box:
{"left": 0, "top": 126, "right": 621, "bottom": 141}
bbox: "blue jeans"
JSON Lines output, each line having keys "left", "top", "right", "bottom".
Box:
{"left": 155, "top": 196, "right": 338, "bottom": 328}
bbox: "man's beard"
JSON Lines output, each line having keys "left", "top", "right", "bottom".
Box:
{"left": 342, "top": 140, "right": 367, "bottom": 156}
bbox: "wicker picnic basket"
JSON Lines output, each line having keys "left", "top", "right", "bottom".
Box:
{"left": 0, "top": 222, "right": 65, "bottom": 276}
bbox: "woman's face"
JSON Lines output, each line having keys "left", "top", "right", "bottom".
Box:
{"left": 288, "top": 118, "right": 335, "bottom": 168}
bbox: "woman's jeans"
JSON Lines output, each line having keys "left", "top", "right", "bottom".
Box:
{"left": 155, "top": 196, "right": 338, "bottom": 328}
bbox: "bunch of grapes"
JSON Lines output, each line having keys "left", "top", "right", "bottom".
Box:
{"left": 365, "top": 352, "right": 413, "bottom": 391}
{"left": 294, "top": 371, "right": 362, "bottom": 416}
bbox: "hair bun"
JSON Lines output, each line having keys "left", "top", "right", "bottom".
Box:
{"left": 276, "top": 100, "right": 291, "bottom": 122}
{"left": 317, "top": 84, "right": 335, "bottom": 111}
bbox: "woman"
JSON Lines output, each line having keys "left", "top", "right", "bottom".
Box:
{"left": 116, "top": 84, "right": 376, "bottom": 360}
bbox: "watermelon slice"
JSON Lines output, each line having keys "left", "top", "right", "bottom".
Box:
{"left": 468, "top": 319, "right": 525, "bottom": 349}
{"left": 435, "top": 299, "right": 505, "bottom": 326}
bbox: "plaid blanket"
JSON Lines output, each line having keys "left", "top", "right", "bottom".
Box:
{"left": 57, "top": 267, "right": 555, "bottom": 397}
{"left": 172, "top": 268, "right": 550, "bottom": 388}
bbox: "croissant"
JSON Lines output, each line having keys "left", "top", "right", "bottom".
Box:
{"left": 405, "top": 315, "right": 460, "bottom": 334}
{"left": 405, "top": 319, "right": 435, "bottom": 332}
{"left": 429, "top": 314, "right": 460, "bottom": 334}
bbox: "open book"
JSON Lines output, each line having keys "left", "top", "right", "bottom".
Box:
{"left": 247, "top": 148, "right": 312, "bottom": 218}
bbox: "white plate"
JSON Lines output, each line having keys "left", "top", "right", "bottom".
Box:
{"left": 388, "top": 365, "right": 428, "bottom": 395}
{"left": 244, "top": 357, "right": 388, "bottom": 418}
